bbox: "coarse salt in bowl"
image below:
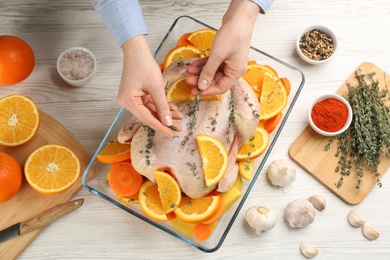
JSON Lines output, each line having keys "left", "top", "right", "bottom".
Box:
{"left": 308, "top": 93, "right": 352, "bottom": 137}
{"left": 296, "top": 25, "right": 337, "bottom": 65}
{"left": 57, "top": 47, "right": 97, "bottom": 87}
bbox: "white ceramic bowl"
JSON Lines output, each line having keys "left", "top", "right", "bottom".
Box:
{"left": 296, "top": 25, "right": 337, "bottom": 65}
{"left": 57, "top": 47, "right": 97, "bottom": 87}
{"left": 308, "top": 93, "right": 352, "bottom": 136}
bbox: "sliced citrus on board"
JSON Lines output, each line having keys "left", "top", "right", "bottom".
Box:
{"left": 0, "top": 94, "right": 40, "bottom": 146}
{"left": 155, "top": 170, "right": 182, "bottom": 214}
{"left": 196, "top": 134, "right": 228, "bottom": 187}
{"left": 163, "top": 45, "right": 202, "bottom": 69}
{"left": 96, "top": 140, "right": 130, "bottom": 163}
{"left": 174, "top": 194, "right": 222, "bottom": 223}
{"left": 166, "top": 76, "right": 221, "bottom": 102}
{"left": 259, "top": 72, "right": 288, "bottom": 120}
{"left": 24, "top": 144, "right": 81, "bottom": 195}
{"left": 187, "top": 28, "right": 217, "bottom": 56}
{"left": 139, "top": 180, "right": 167, "bottom": 221}
{"left": 236, "top": 127, "right": 269, "bottom": 161}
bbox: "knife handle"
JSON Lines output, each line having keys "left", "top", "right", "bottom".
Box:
{"left": 19, "top": 198, "right": 84, "bottom": 235}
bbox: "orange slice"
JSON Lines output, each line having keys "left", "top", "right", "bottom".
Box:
{"left": 187, "top": 28, "right": 217, "bottom": 56}
{"left": 259, "top": 72, "right": 288, "bottom": 120}
{"left": 166, "top": 76, "right": 220, "bottom": 102}
{"left": 163, "top": 45, "right": 202, "bottom": 69}
{"left": 196, "top": 134, "right": 228, "bottom": 187}
{"left": 177, "top": 32, "right": 193, "bottom": 47}
{"left": 238, "top": 159, "right": 254, "bottom": 181}
{"left": 242, "top": 64, "right": 278, "bottom": 97}
{"left": 24, "top": 144, "right": 81, "bottom": 195}
{"left": 0, "top": 94, "right": 40, "bottom": 146}
{"left": 96, "top": 140, "right": 130, "bottom": 164}
{"left": 154, "top": 170, "right": 181, "bottom": 214}
{"left": 174, "top": 194, "right": 222, "bottom": 223}
{"left": 139, "top": 180, "right": 167, "bottom": 221}
{"left": 236, "top": 127, "right": 269, "bottom": 161}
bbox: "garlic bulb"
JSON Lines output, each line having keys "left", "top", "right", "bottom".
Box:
{"left": 267, "top": 159, "right": 297, "bottom": 187}
{"left": 245, "top": 205, "right": 277, "bottom": 236}
{"left": 285, "top": 199, "right": 316, "bottom": 228}
{"left": 362, "top": 224, "right": 380, "bottom": 240}
{"left": 308, "top": 195, "right": 326, "bottom": 211}
{"left": 300, "top": 242, "right": 318, "bottom": 258}
{"left": 347, "top": 210, "right": 365, "bottom": 227}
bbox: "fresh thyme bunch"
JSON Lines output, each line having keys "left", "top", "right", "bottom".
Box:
{"left": 325, "top": 71, "right": 390, "bottom": 189}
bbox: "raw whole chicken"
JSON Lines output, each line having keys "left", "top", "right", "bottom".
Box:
{"left": 118, "top": 59, "right": 260, "bottom": 198}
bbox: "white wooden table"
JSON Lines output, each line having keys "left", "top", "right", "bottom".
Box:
{"left": 2, "top": 0, "right": 390, "bottom": 259}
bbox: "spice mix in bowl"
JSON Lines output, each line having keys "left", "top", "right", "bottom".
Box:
{"left": 308, "top": 93, "right": 352, "bottom": 136}
{"left": 57, "top": 47, "right": 97, "bottom": 87}
{"left": 296, "top": 25, "right": 337, "bottom": 65}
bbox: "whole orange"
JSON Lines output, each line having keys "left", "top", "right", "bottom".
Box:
{"left": 0, "top": 35, "right": 35, "bottom": 86}
{"left": 0, "top": 151, "right": 23, "bottom": 203}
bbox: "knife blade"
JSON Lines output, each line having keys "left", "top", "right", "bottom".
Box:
{"left": 0, "top": 198, "right": 84, "bottom": 243}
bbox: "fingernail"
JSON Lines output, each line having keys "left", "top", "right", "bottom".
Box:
{"left": 163, "top": 115, "right": 172, "bottom": 126}
{"left": 198, "top": 79, "right": 209, "bottom": 90}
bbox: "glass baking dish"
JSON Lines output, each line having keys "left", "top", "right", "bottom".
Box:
{"left": 82, "top": 15, "right": 305, "bottom": 252}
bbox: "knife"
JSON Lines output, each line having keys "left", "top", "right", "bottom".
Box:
{"left": 0, "top": 198, "right": 84, "bottom": 243}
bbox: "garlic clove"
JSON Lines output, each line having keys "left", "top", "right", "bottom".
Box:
{"left": 362, "top": 224, "right": 380, "bottom": 240}
{"left": 300, "top": 242, "right": 318, "bottom": 258}
{"left": 308, "top": 195, "right": 326, "bottom": 211}
{"left": 347, "top": 210, "right": 365, "bottom": 227}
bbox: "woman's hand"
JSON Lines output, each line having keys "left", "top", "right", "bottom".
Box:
{"left": 186, "top": 0, "right": 261, "bottom": 96}
{"left": 119, "top": 35, "right": 183, "bottom": 138}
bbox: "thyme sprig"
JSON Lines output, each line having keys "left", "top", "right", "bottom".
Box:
{"left": 182, "top": 94, "right": 201, "bottom": 146}
{"left": 325, "top": 71, "right": 390, "bottom": 189}
{"left": 208, "top": 112, "right": 219, "bottom": 132}
{"left": 226, "top": 91, "right": 236, "bottom": 144}
{"left": 142, "top": 125, "right": 155, "bottom": 165}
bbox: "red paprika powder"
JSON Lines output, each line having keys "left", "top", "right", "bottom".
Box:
{"left": 311, "top": 98, "right": 348, "bottom": 132}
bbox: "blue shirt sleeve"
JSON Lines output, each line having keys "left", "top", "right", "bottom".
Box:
{"left": 251, "top": 0, "right": 274, "bottom": 13}
{"left": 92, "top": 0, "right": 274, "bottom": 47}
{"left": 92, "top": 0, "right": 148, "bottom": 47}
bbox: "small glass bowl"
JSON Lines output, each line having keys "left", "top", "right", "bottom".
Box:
{"left": 308, "top": 93, "right": 352, "bottom": 136}
{"left": 57, "top": 47, "right": 97, "bottom": 87}
{"left": 296, "top": 25, "right": 337, "bottom": 65}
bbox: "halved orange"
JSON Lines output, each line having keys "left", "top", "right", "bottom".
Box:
{"left": 196, "top": 134, "right": 228, "bottom": 187}
{"left": 163, "top": 45, "right": 202, "bottom": 69}
{"left": 96, "top": 140, "right": 130, "bottom": 164}
{"left": 236, "top": 127, "right": 269, "bottom": 161}
{"left": 24, "top": 144, "right": 81, "bottom": 195}
{"left": 187, "top": 28, "right": 217, "bottom": 56}
{"left": 166, "top": 76, "right": 221, "bottom": 102}
{"left": 174, "top": 194, "right": 222, "bottom": 223}
{"left": 139, "top": 180, "right": 167, "bottom": 221}
{"left": 0, "top": 94, "right": 40, "bottom": 146}
{"left": 155, "top": 170, "right": 181, "bottom": 214}
{"left": 259, "top": 72, "right": 288, "bottom": 120}
{"left": 242, "top": 64, "right": 278, "bottom": 97}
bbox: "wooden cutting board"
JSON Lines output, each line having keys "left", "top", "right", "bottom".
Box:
{"left": 289, "top": 62, "right": 390, "bottom": 205}
{"left": 0, "top": 110, "right": 90, "bottom": 259}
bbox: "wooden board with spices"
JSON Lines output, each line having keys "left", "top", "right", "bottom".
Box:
{"left": 289, "top": 62, "right": 390, "bottom": 205}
